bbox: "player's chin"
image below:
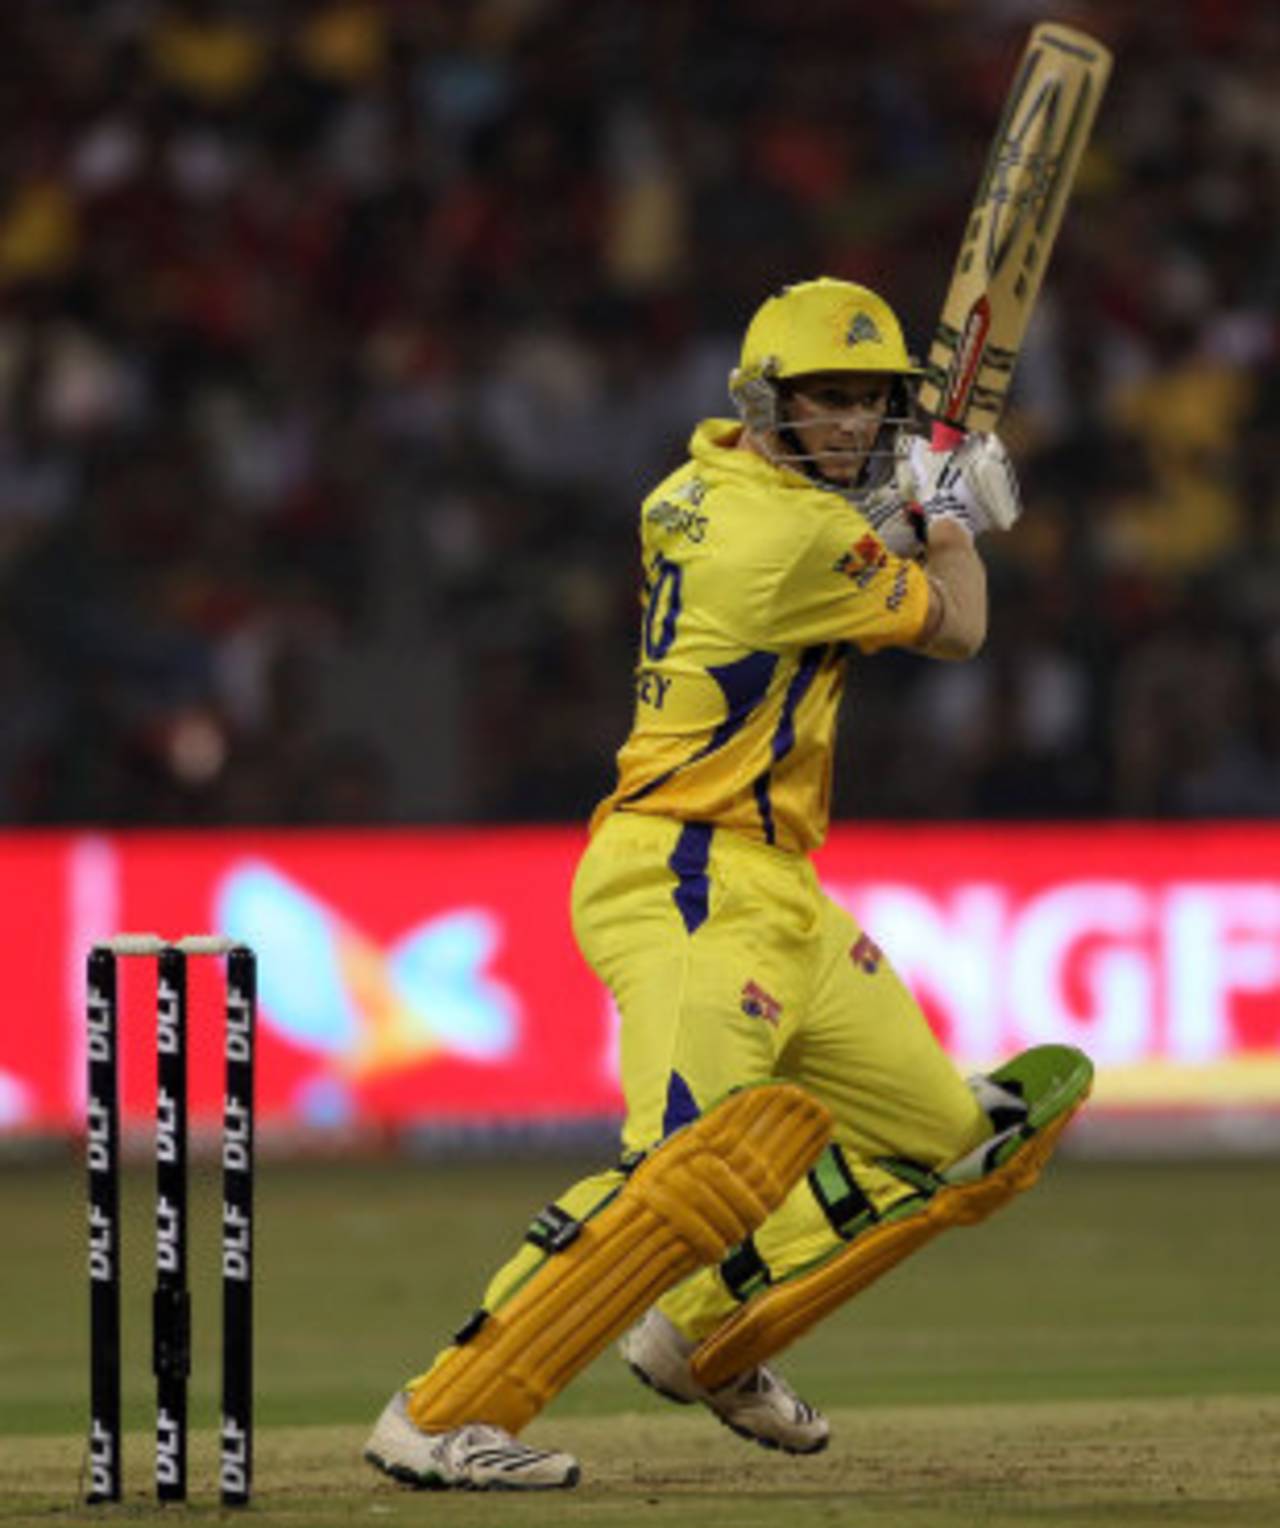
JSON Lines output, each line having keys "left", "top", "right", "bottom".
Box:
{"left": 820, "top": 458, "right": 865, "bottom": 485}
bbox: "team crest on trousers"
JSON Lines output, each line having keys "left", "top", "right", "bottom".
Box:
{"left": 850, "top": 933, "right": 883, "bottom": 974}
{"left": 740, "top": 980, "right": 782, "bottom": 1025}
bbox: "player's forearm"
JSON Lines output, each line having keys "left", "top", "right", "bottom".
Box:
{"left": 916, "top": 518, "right": 988, "bottom": 659}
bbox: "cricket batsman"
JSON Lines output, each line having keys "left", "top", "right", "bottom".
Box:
{"left": 364, "top": 277, "right": 1093, "bottom": 1490}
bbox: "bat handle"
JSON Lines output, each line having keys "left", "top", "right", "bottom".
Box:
{"left": 930, "top": 420, "right": 966, "bottom": 452}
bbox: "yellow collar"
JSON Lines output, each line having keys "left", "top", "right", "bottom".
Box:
{"left": 689, "top": 418, "right": 815, "bottom": 492}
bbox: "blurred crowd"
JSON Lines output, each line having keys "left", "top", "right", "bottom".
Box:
{"left": 0, "top": 0, "right": 1277, "bottom": 825}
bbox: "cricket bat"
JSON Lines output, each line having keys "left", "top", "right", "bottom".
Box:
{"left": 918, "top": 22, "right": 1113, "bottom": 448}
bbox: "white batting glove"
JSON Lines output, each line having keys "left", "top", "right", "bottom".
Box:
{"left": 863, "top": 500, "right": 923, "bottom": 557}
{"left": 861, "top": 443, "right": 926, "bottom": 555}
{"left": 864, "top": 431, "right": 1021, "bottom": 552}
{"left": 905, "top": 431, "right": 1022, "bottom": 539}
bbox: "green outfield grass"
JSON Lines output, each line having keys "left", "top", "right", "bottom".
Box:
{"left": 1, "top": 1155, "right": 1278, "bottom": 1526}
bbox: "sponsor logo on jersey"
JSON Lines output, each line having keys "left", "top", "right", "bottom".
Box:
{"left": 740, "top": 979, "right": 782, "bottom": 1025}
{"left": 646, "top": 499, "right": 708, "bottom": 543}
{"left": 885, "top": 564, "right": 910, "bottom": 612}
{"left": 647, "top": 476, "right": 708, "bottom": 542}
{"left": 833, "top": 533, "right": 888, "bottom": 587}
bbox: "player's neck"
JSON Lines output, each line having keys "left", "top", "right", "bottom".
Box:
{"left": 739, "top": 427, "right": 769, "bottom": 461}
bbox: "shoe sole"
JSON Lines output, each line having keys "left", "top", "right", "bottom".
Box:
{"left": 720, "top": 1416, "right": 829, "bottom": 1456}
{"left": 364, "top": 1448, "right": 580, "bottom": 1491}
{"left": 624, "top": 1360, "right": 829, "bottom": 1456}
{"left": 624, "top": 1357, "right": 695, "bottom": 1406}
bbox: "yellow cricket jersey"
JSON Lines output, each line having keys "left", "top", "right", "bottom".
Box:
{"left": 590, "top": 419, "right": 930, "bottom": 854}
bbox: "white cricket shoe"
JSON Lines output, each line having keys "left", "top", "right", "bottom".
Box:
{"left": 619, "top": 1308, "right": 829, "bottom": 1455}
{"left": 363, "top": 1391, "right": 580, "bottom": 1491}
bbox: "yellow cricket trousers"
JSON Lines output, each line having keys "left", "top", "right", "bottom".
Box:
{"left": 567, "top": 812, "right": 988, "bottom": 1338}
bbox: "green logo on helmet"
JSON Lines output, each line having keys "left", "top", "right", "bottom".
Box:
{"left": 846, "top": 311, "right": 882, "bottom": 347}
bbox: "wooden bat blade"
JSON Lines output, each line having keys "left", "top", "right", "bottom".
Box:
{"left": 917, "top": 22, "right": 1113, "bottom": 434}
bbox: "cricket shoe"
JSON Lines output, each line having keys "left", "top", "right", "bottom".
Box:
{"left": 363, "top": 1391, "right": 580, "bottom": 1490}
{"left": 619, "top": 1308, "right": 829, "bottom": 1455}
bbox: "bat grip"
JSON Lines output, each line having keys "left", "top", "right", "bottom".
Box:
{"left": 931, "top": 420, "right": 966, "bottom": 452}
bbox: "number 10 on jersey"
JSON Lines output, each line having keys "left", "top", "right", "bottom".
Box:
{"left": 642, "top": 554, "right": 684, "bottom": 662}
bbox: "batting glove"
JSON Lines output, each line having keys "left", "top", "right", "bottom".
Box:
{"left": 908, "top": 431, "right": 1022, "bottom": 539}
{"left": 869, "top": 431, "right": 1021, "bottom": 550}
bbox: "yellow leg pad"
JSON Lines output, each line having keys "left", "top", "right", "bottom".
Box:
{"left": 690, "top": 1094, "right": 1087, "bottom": 1391}
{"left": 410, "top": 1082, "right": 832, "bottom": 1434}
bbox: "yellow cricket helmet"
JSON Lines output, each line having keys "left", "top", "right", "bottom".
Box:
{"left": 731, "top": 276, "right": 919, "bottom": 398}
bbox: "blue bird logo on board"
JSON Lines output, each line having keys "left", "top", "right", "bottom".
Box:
{"left": 213, "top": 862, "right": 519, "bottom": 1123}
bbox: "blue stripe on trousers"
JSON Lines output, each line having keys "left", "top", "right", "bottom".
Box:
{"left": 668, "top": 821, "right": 713, "bottom": 935}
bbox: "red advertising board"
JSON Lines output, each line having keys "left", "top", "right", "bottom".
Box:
{"left": 1, "top": 825, "right": 1277, "bottom": 1135}
{"left": 818, "top": 824, "right": 1280, "bottom": 1110}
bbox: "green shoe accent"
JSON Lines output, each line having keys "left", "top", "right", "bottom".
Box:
{"left": 946, "top": 1046, "right": 1094, "bottom": 1183}
{"left": 988, "top": 1045, "right": 1094, "bottom": 1132}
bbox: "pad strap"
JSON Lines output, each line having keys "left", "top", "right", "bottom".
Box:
{"left": 525, "top": 1204, "right": 583, "bottom": 1254}
{"left": 807, "top": 1146, "right": 877, "bottom": 1240}
{"left": 721, "top": 1236, "right": 770, "bottom": 1302}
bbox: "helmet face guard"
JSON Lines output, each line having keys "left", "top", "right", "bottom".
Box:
{"left": 730, "top": 278, "right": 923, "bottom": 500}
{"left": 744, "top": 371, "right": 919, "bottom": 495}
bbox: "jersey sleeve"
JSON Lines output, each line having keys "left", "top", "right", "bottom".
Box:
{"left": 761, "top": 511, "right": 931, "bottom": 653}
